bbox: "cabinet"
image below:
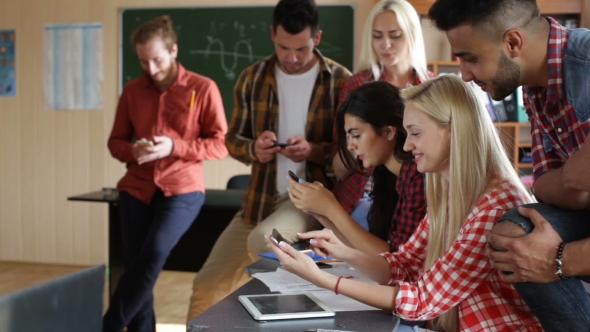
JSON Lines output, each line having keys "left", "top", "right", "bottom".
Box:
{"left": 403, "top": 0, "right": 584, "bottom": 25}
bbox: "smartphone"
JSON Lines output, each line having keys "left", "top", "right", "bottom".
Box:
{"left": 270, "top": 228, "right": 287, "bottom": 247}
{"left": 315, "top": 262, "right": 333, "bottom": 269}
{"left": 135, "top": 139, "right": 154, "bottom": 148}
{"left": 287, "top": 170, "right": 300, "bottom": 182}
{"left": 271, "top": 142, "right": 294, "bottom": 148}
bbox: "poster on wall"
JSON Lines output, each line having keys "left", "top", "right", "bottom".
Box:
{"left": 0, "top": 30, "right": 16, "bottom": 97}
{"left": 44, "top": 23, "right": 103, "bottom": 110}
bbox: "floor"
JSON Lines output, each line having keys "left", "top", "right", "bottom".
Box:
{"left": 0, "top": 261, "right": 194, "bottom": 332}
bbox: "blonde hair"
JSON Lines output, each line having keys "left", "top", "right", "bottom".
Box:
{"left": 358, "top": 0, "right": 428, "bottom": 81}
{"left": 131, "top": 15, "right": 177, "bottom": 51}
{"left": 400, "top": 75, "right": 531, "bottom": 332}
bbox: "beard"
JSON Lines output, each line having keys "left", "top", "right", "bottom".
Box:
{"left": 489, "top": 52, "right": 520, "bottom": 101}
{"left": 144, "top": 61, "right": 177, "bottom": 88}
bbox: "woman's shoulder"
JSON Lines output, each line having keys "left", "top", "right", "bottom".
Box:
{"left": 474, "top": 179, "right": 532, "bottom": 214}
{"left": 461, "top": 180, "right": 531, "bottom": 232}
{"left": 342, "top": 69, "right": 375, "bottom": 88}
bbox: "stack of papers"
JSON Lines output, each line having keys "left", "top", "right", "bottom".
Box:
{"left": 251, "top": 264, "right": 381, "bottom": 312}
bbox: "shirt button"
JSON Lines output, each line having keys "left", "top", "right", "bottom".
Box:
{"left": 558, "top": 128, "right": 562, "bottom": 133}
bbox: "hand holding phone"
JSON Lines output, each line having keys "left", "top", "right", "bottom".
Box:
{"left": 270, "top": 228, "right": 287, "bottom": 247}
{"left": 135, "top": 138, "right": 154, "bottom": 148}
{"left": 287, "top": 170, "right": 301, "bottom": 182}
{"left": 271, "top": 141, "right": 294, "bottom": 148}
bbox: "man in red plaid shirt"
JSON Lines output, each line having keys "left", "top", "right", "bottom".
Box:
{"left": 429, "top": 0, "right": 590, "bottom": 331}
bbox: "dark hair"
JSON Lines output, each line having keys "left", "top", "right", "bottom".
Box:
{"left": 428, "top": 0, "right": 539, "bottom": 31}
{"left": 131, "top": 15, "right": 177, "bottom": 51}
{"left": 336, "top": 81, "right": 412, "bottom": 240}
{"left": 272, "top": 0, "right": 320, "bottom": 36}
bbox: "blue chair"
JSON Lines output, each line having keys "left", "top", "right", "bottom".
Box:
{"left": 226, "top": 174, "right": 250, "bottom": 190}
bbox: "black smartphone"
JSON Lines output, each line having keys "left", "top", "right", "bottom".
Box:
{"left": 270, "top": 228, "right": 287, "bottom": 247}
{"left": 315, "top": 262, "right": 333, "bottom": 269}
{"left": 271, "top": 142, "right": 294, "bottom": 147}
{"left": 287, "top": 170, "right": 300, "bottom": 182}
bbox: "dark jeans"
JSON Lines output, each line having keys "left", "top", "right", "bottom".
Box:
{"left": 499, "top": 203, "right": 590, "bottom": 332}
{"left": 102, "top": 190, "right": 204, "bottom": 332}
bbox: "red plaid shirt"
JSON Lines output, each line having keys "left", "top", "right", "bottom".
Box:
{"left": 381, "top": 180, "right": 541, "bottom": 331}
{"left": 389, "top": 161, "right": 426, "bottom": 252}
{"left": 524, "top": 17, "right": 590, "bottom": 181}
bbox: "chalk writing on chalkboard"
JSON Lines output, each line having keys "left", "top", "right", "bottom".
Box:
{"left": 189, "top": 20, "right": 268, "bottom": 80}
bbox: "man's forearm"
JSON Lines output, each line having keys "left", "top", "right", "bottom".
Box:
{"left": 561, "top": 140, "right": 590, "bottom": 193}
{"left": 562, "top": 238, "right": 590, "bottom": 277}
{"left": 534, "top": 169, "right": 590, "bottom": 210}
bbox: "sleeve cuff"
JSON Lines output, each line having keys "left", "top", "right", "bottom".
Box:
{"left": 248, "top": 140, "right": 257, "bottom": 162}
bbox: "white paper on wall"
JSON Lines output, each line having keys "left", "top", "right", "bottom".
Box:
{"left": 44, "top": 23, "right": 103, "bottom": 110}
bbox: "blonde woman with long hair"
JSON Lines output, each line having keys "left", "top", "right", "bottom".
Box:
{"left": 267, "top": 75, "right": 543, "bottom": 331}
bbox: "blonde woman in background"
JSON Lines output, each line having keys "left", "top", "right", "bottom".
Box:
{"left": 269, "top": 75, "right": 543, "bottom": 332}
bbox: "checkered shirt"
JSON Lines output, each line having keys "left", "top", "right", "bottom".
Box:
{"left": 381, "top": 180, "right": 542, "bottom": 331}
{"left": 389, "top": 161, "right": 426, "bottom": 252}
{"left": 523, "top": 17, "right": 590, "bottom": 181}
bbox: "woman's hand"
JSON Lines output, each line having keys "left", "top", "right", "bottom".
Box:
{"left": 265, "top": 235, "right": 333, "bottom": 287}
{"left": 297, "top": 229, "right": 355, "bottom": 261}
{"left": 288, "top": 178, "right": 339, "bottom": 216}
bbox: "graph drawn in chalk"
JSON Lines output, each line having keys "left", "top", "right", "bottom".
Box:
{"left": 190, "top": 36, "right": 266, "bottom": 80}
{"left": 190, "top": 20, "right": 268, "bottom": 80}
{"left": 318, "top": 42, "right": 345, "bottom": 57}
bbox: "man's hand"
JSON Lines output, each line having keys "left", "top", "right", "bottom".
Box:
{"left": 279, "top": 136, "right": 312, "bottom": 163}
{"left": 254, "top": 131, "right": 281, "bottom": 163}
{"left": 486, "top": 206, "right": 563, "bottom": 283}
{"left": 136, "top": 136, "right": 174, "bottom": 165}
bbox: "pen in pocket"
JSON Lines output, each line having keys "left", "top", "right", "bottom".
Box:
{"left": 189, "top": 90, "right": 196, "bottom": 109}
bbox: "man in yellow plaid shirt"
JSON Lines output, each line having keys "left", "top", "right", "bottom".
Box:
{"left": 187, "top": 0, "right": 351, "bottom": 321}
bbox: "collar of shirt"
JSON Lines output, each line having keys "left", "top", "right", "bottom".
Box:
{"left": 545, "top": 16, "right": 569, "bottom": 102}
{"left": 265, "top": 48, "right": 334, "bottom": 79}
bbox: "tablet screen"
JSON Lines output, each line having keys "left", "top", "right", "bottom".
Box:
{"left": 239, "top": 293, "right": 335, "bottom": 321}
{"left": 249, "top": 294, "right": 325, "bottom": 314}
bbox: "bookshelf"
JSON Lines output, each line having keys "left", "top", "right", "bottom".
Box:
{"left": 427, "top": 60, "right": 459, "bottom": 75}
{"left": 495, "top": 122, "right": 533, "bottom": 170}
{"left": 426, "top": 61, "right": 531, "bottom": 171}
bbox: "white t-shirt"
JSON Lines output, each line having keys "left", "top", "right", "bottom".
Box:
{"left": 274, "top": 61, "right": 320, "bottom": 196}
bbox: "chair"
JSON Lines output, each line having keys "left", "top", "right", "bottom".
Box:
{"left": 0, "top": 265, "right": 105, "bottom": 332}
{"left": 226, "top": 174, "right": 251, "bottom": 190}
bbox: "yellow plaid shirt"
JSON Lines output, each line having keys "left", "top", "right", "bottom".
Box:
{"left": 226, "top": 49, "right": 351, "bottom": 225}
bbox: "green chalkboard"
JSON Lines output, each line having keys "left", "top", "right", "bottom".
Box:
{"left": 120, "top": 5, "right": 355, "bottom": 120}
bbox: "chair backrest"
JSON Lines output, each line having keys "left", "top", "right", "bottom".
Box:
{"left": 0, "top": 264, "right": 105, "bottom": 332}
{"left": 226, "top": 174, "right": 251, "bottom": 190}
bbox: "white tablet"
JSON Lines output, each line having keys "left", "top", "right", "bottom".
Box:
{"left": 238, "top": 293, "right": 336, "bottom": 321}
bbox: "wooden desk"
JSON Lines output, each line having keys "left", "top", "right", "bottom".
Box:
{"left": 187, "top": 277, "right": 421, "bottom": 331}
{"left": 68, "top": 188, "right": 244, "bottom": 297}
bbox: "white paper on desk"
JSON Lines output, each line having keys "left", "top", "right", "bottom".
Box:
{"left": 252, "top": 268, "right": 324, "bottom": 293}
{"left": 312, "top": 290, "right": 381, "bottom": 311}
{"left": 252, "top": 264, "right": 381, "bottom": 311}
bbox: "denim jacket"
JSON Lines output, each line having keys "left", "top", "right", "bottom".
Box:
{"left": 564, "top": 28, "right": 590, "bottom": 122}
